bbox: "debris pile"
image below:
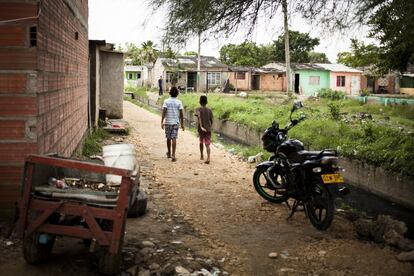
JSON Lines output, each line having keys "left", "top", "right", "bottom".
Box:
{"left": 47, "top": 177, "right": 119, "bottom": 192}
{"left": 355, "top": 215, "right": 414, "bottom": 262}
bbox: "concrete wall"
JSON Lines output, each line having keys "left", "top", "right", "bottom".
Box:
{"left": 339, "top": 158, "right": 414, "bottom": 210}
{"left": 229, "top": 72, "right": 251, "bottom": 91}
{"left": 296, "top": 70, "right": 330, "bottom": 96}
{"left": 100, "top": 51, "right": 124, "bottom": 118}
{"left": 400, "top": 88, "right": 414, "bottom": 95}
{"left": 0, "top": 0, "right": 89, "bottom": 210}
{"left": 330, "top": 72, "right": 362, "bottom": 95}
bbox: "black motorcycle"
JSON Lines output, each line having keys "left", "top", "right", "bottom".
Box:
{"left": 253, "top": 101, "right": 349, "bottom": 230}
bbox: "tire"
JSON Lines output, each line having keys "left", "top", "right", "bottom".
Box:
{"left": 97, "top": 248, "right": 121, "bottom": 275}
{"left": 23, "top": 232, "right": 55, "bottom": 265}
{"left": 305, "top": 182, "right": 334, "bottom": 230}
{"left": 253, "top": 166, "right": 288, "bottom": 203}
{"left": 128, "top": 191, "right": 147, "bottom": 217}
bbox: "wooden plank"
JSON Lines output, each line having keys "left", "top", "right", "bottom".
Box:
{"left": 27, "top": 155, "right": 132, "bottom": 177}
{"left": 37, "top": 224, "right": 112, "bottom": 244}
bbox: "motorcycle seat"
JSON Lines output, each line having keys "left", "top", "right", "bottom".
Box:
{"left": 298, "top": 150, "right": 336, "bottom": 160}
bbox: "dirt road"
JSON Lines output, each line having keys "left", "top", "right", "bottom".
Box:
{"left": 123, "top": 100, "right": 413, "bottom": 275}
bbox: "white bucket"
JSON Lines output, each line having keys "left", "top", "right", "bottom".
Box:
{"left": 102, "top": 144, "right": 137, "bottom": 185}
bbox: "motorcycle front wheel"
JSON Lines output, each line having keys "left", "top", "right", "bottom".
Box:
{"left": 253, "top": 167, "right": 288, "bottom": 204}
{"left": 305, "top": 181, "right": 334, "bottom": 230}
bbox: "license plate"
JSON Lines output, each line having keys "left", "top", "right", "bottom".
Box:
{"left": 321, "top": 173, "right": 344, "bottom": 184}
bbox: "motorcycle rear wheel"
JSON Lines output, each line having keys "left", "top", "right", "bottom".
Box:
{"left": 305, "top": 182, "right": 334, "bottom": 230}
{"left": 253, "top": 167, "right": 288, "bottom": 203}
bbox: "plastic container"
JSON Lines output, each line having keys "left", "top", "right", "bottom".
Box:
{"left": 102, "top": 144, "right": 137, "bottom": 185}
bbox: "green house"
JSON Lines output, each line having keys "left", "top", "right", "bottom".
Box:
{"left": 293, "top": 64, "right": 330, "bottom": 96}
{"left": 124, "top": 65, "right": 147, "bottom": 87}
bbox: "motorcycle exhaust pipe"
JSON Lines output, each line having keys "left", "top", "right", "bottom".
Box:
{"left": 338, "top": 186, "right": 350, "bottom": 196}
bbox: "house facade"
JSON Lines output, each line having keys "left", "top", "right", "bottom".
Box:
{"left": 400, "top": 73, "right": 414, "bottom": 95}
{"left": 152, "top": 56, "right": 229, "bottom": 92}
{"left": 316, "top": 63, "right": 362, "bottom": 95}
{"left": 0, "top": 0, "right": 89, "bottom": 212}
{"left": 124, "top": 65, "right": 149, "bottom": 87}
{"left": 229, "top": 64, "right": 287, "bottom": 92}
{"left": 90, "top": 41, "right": 124, "bottom": 121}
{"left": 291, "top": 63, "right": 362, "bottom": 96}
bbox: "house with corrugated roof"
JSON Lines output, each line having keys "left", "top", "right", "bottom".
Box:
{"left": 228, "top": 65, "right": 287, "bottom": 92}
{"left": 152, "top": 56, "right": 229, "bottom": 92}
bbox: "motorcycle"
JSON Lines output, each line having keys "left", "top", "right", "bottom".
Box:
{"left": 253, "top": 101, "right": 349, "bottom": 230}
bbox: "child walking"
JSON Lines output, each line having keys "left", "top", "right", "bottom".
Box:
{"left": 195, "top": 95, "right": 213, "bottom": 164}
{"left": 161, "top": 87, "right": 184, "bottom": 162}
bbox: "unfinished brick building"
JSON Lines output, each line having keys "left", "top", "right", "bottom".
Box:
{"left": 0, "top": 0, "right": 89, "bottom": 214}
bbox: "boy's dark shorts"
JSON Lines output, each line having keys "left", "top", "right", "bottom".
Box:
{"left": 199, "top": 131, "right": 211, "bottom": 145}
{"left": 165, "top": 124, "right": 179, "bottom": 139}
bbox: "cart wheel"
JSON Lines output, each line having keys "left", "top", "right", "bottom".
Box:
{"left": 128, "top": 191, "right": 147, "bottom": 217}
{"left": 97, "top": 248, "right": 121, "bottom": 275}
{"left": 23, "top": 232, "right": 55, "bottom": 265}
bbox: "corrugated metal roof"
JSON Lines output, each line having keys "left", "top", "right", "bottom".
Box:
{"left": 160, "top": 56, "right": 228, "bottom": 70}
{"left": 262, "top": 62, "right": 286, "bottom": 72}
{"left": 125, "top": 65, "right": 146, "bottom": 71}
{"left": 315, "top": 63, "right": 362, "bottom": 73}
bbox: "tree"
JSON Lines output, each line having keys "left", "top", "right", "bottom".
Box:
{"left": 273, "top": 30, "right": 319, "bottom": 63}
{"left": 219, "top": 42, "right": 272, "bottom": 67}
{"left": 368, "top": 0, "right": 414, "bottom": 72}
{"left": 141, "top": 40, "right": 159, "bottom": 64}
{"left": 183, "top": 51, "right": 198, "bottom": 56}
{"left": 308, "top": 52, "right": 330, "bottom": 63}
{"left": 152, "top": 0, "right": 414, "bottom": 74}
{"left": 337, "top": 39, "right": 381, "bottom": 68}
{"left": 160, "top": 46, "right": 177, "bottom": 59}
{"left": 124, "top": 43, "right": 142, "bottom": 65}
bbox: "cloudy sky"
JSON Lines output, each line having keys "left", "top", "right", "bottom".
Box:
{"left": 89, "top": 0, "right": 373, "bottom": 62}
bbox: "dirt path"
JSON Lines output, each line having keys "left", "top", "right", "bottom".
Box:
{"left": 123, "top": 100, "right": 413, "bottom": 275}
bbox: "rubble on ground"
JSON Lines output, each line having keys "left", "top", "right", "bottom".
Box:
{"left": 355, "top": 215, "right": 414, "bottom": 261}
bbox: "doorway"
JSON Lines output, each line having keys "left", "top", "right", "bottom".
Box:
{"left": 294, "top": 74, "right": 300, "bottom": 93}
{"left": 187, "top": 72, "right": 197, "bottom": 89}
{"left": 252, "top": 75, "right": 260, "bottom": 90}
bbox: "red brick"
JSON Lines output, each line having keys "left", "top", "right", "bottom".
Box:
{"left": 0, "top": 143, "right": 37, "bottom": 163}
{"left": 0, "top": 74, "right": 27, "bottom": 93}
{"left": 0, "top": 120, "right": 26, "bottom": 140}
{"left": 0, "top": 26, "right": 26, "bottom": 46}
{"left": 0, "top": 48, "right": 37, "bottom": 70}
{"left": 0, "top": 166, "right": 23, "bottom": 183}
{"left": 0, "top": 96, "right": 36, "bottom": 116}
{"left": 0, "top": 183, "right": 20, "bottom": 209}
{"left": 0, "top": 3, "right": 38, "bottom": 20}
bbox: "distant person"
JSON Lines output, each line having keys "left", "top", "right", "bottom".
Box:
{"left": 195, "top": 95, "right": 213, "bottom": 164}
{"left": 158, "top": 76, "right": 163, "bottom": 96}
{"left": 161, "top": 87, "right": 184, "bottom": 162}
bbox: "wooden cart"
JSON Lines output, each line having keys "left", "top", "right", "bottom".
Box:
{"left": 17, "top": 154, "right": 142, "bottom": 275}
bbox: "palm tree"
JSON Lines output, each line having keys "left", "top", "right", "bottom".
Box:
{"left": 141, "top": 40, "right": 159, "bottom": 64}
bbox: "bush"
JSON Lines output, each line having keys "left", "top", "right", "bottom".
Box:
{"left": 328, "top": 101, "right": 341, "bottom": 120}
{"left": 360, "top": 88, "right": 370, "bottom": 97}
{"left": 318, "top": 88, "right": 345, "bottom": 100}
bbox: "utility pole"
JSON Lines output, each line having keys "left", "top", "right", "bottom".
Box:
{"left": 197, "top": 31, "right": 201, "bottom": 92}
{"left": 282, "top": 0, "right": 291, "bottom": 94}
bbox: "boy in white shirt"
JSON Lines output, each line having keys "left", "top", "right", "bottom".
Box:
{"left": 161, "top": 87, "right": 184, "bottom": 162}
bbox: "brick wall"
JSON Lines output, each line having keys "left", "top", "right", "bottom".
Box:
{"left": 0, "top": 0, "right": 89, "bottom": 211}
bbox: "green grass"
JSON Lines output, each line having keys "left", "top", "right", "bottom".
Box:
{"left": 125, "top": 85, "right": 149, "bottom": 99}
{"left": 82, "top": 128, "right": 108, "bottom": 156}
{"left": 175, "top": 94, "right": 414, "bottom": 177}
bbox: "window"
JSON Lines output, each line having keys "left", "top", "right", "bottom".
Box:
{"left": 208, "top": 72, "right": 221, "bottom": 85}
{"left": 127, "top": 73, "right": 133, "bottom": 80}
{"left": 336, "top": 76, "right": 346, "bottom": 87}
{"left": 236, "top": 72, "right": 246, "bottom": 80}
{"left": 309, "top": 76, "right": 320, "bottom": 85}
{"left": 29, "top": 26, "right": 37, "bottom": 47}
{"left": 137, "top": 73, "right": 141, "bottom": 79}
